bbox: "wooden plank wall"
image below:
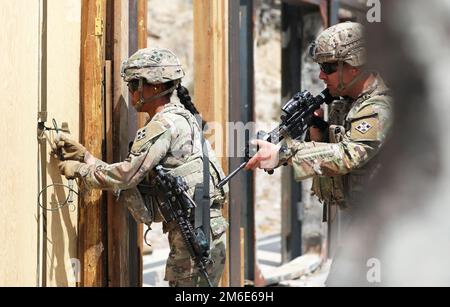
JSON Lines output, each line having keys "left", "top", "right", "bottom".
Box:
{"left": 107, "top": 0, "right": 132, "bottom": 287}
{"left": 106, "top": 0, "right": 146, "bottom": 287}
{"left": 193, "top": 0, "right": 229, "bottom": 167}
{"left": 44, "top": 0, "right": 83, "bottom": 287}
{"left": 79, "top": 0, "right": 108, "bottom": 287}
{"left": 136, "top": 0, "right": 148, "bottom": 287}
{"left": 1, "top": 0, "right": 146, "bottom": 287}
{"left": 193, "top": 0, "right": 230, "bottom": 286}
{"left": 0, "top": 0, "right": 83, "bottom": 286}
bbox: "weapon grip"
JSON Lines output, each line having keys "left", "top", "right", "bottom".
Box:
{"left": 250, "top": 130, "right": 266, "bottom": 157}
{"left": 256, "top": 131, "right": 275, "bottom": 176}
{"left": 256, "top": 130, "right": 267, "bottom": 142}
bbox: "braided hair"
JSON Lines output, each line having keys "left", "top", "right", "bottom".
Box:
{"left": 176, "top": 83, "right": 207, "bottom": 128}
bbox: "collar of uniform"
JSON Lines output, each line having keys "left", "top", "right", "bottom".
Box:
{"left": 345, "top": 73, "right": 383, "bottom": 122}
{"left": 164, "top": 100, "right": 185, "bottom": 110}
{"left": 356, "top": 72, "right": 380, "bottom": 102}
{"left": 359, "top": 74, "right": 390, "bottom": 104}
{"left": 148, "top": 101, "right": 185, "bottom": 122}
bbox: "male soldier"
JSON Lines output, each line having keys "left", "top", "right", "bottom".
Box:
{"left": 245, "top": 22, "right": 393, "bottom": 278}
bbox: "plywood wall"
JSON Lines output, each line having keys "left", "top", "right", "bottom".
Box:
{"left": 0, "top": 0, "right": 41, "bottom": 287}
{"left": 0, "top": 0, "right": 81, "bottom": 286}
{"left": 44, "top": 0, "right": 81, "bottom": 287}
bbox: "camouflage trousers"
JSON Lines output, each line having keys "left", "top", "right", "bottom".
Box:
{"left": 165, "top": 209, "right": 228, "bottom": 287}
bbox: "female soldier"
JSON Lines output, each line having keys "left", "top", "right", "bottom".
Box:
{"left": 55, "top": 48, "right": 228, "bottom": 287}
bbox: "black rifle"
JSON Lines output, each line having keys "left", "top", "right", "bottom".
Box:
{"left": 152, "top": 165, "right": 213, "bottom": 287}
{"left": 217, "top": 89, "right": 334, "bottom": 189}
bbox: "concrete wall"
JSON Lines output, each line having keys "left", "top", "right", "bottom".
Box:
{"left": 0, "top": 0, "right": 81, "bottom": 286}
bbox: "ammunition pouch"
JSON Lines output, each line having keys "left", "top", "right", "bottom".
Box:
{"left": 120, "top": 187, "right": 157, "bottom": 227}
{"left": 311, "top": 124, "right": 347, "bottom": 211}
{"left": 210, "top": 209, "right": 227, "bottom": 239}
{"left": 329, "top": 125, "right": 345, "bottom": 143}
{"left": 312, "top": 176, "right": 347, "bottom": 208}
{"left": 343, "top": 157, "right": 382, "bottom": 207}
{"left": 134, "top": 154, "right": 228, "bottom": 228}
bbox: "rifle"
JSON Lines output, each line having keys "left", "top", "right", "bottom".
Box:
{"left": 152, "top": 165, "right": 213, "bottom": 287}
{"left": 217, "top": 89, "right": 334, "bottom": 189}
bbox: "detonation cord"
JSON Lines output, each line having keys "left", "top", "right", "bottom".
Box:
{"left": 37, "top": 118, "right": 80, "bottom": 212}
{"left": 37, "top": 180, "right": 80, "bottom": 212}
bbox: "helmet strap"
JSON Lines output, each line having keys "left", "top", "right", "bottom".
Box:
{"left": 134, "top": 78, "right": 146, "bottom": 112}
{"left": 337, "top": 61, "right": 367, "bottom": 96}
{"left": 134, "top": 79, "right": 180, "bottom": 112}
{"left": 337, "top": 61, "right": 345, "bottom": 94}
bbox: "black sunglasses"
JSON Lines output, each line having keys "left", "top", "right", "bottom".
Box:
{"left": 127, "top": 80, "right": 141, "bottom": 93}
{"left": 319, "top": 62, "right": 338, "bottom": 75}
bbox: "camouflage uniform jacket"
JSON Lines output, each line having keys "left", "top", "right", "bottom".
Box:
{"left": 287, "top": 74, "right": 393, "bottom": 208}
{"left": 76, "top": 101, "right": 228, "bottom": 229}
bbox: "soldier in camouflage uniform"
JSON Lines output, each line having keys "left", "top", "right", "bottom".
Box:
{"left": 55, "top": 48, "right": 228, "bottom": 287}
{"left": 246, "top": 22, "right": 393, "bottom": 216}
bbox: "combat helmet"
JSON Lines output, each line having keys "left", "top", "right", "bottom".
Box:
{"left": 121, "top": 47, "right": 185, "bottom": 83}
{"left": 309, "top": 21, "right": 366, "bottom": 67}
{"left": 121, "top": 48, "right": 185, "bottom": 111}
{"left": 309, "top": 22, "right": 367, "bottom": 93}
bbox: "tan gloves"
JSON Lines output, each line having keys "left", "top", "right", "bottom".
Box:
{"left": 52, "top": 133, "right": 87, "bottom": 180}
{"left": 58, "top": 160, "right": 83, "bottom": 179}
{"left": 52, "top": 133, "right": 87, "bottom": 162}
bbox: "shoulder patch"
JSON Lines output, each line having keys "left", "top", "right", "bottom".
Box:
{"left": 350, "top": 116, "right": 379, "bottom": 141}
{"left": 130, "top": 120, "right": 168, "bottom": 154}
{"left": 355, "top": 121, "right": 373, "bottom": 134}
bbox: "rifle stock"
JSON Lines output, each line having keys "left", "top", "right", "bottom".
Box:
{"left": 152, "top": 166, "right": 213, "bottom": 287}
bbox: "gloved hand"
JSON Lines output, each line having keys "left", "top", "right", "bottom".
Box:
{"left": 58, "top": 160, "right": 83, "bottom": 179}
{"left": 52, "top": 133, "right": 87, "bottom": 162}
{"left": 309, "top": 108, "right": 328, "bottom": 142}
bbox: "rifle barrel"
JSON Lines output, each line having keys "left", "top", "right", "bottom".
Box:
{"left": 216, "top": 161, "right": 247, "bottom": 189}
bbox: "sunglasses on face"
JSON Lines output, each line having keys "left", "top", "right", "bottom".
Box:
{"left": 319, "top": 62, "right": 338, "bottom": 75}
{"left": 127, "top": 80, "right": 141, "bottom": 93}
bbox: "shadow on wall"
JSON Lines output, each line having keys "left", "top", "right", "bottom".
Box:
{"left": 326, "top": 0, "right": 450, "bottom": 286}
{"left": 46, "top": 155, "right": 78, "bottom": 286}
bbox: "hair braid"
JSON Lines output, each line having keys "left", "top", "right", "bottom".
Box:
{"left": 176, "top": 84, "right": 207, "bottom": 128}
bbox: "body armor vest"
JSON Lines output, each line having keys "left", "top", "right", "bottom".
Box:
{"left": 312, "top": 85, "right": 391, "bottom": 211}
{"left": 137, "top": 103, "right": 228, "bottom": 224}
